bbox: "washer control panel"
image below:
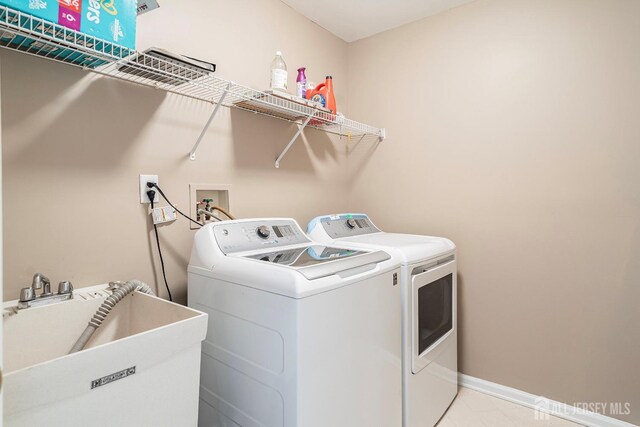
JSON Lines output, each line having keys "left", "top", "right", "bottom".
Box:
{"left": 318, "top": 214, "right": 380, "bottom": 239}
{"left": 214, "top": 219, "right": 311, "bottom": 254}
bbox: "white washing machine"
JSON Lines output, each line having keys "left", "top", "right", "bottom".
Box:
{"left": 308, "top": 214, "right": 458, "bottom": 427}
{"left": 188, "top": 218, "right": 402, "bottom": 427}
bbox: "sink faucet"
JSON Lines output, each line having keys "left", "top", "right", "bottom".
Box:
{"left": 32, "top": 273, "right": 51, "bottom": 296}
{"left": 18, "top": 273, "right": 73, "bottom": 309}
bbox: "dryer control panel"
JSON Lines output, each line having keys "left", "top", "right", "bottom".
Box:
{"left": 214, "top": 219, "right": 311, "bottom": 254}
{"left": 310, "top": 214, "right": 381, "bottom": 239}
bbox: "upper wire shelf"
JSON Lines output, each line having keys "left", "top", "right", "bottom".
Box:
{"left": 0, "top": 5, "right": 385, "bottom": 166}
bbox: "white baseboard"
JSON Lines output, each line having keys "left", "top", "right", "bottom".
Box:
{"left": 458, "top": 374, "right": 637, "bottom": 427}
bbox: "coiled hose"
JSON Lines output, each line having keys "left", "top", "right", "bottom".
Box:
{"left": 69, "top": 280, "right": 155, "bottom": 354}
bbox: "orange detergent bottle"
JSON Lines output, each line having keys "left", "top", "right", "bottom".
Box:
{"left": 306, "top": 76, "right": 337, "bottom": 113}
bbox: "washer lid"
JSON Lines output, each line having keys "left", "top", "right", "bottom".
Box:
{"left": 242, "top": 245, "right": 391, "bottom": 280}
{"left": 336, "top": 233, "right": 455, "bottom": 265}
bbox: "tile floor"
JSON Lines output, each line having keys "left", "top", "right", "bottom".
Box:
{"left": 436, "top": 387, "right": 585, "bottom": 427}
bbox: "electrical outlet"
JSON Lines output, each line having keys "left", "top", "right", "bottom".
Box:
{"left": 140, "top": 174, "right": 159, "bottom": 204}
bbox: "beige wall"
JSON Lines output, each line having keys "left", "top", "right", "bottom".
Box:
{"left": 347, "top": 0, "right": 640, "bottom": 423}
{"left": 1, "top": 0, "right": 351, "bottom": 303}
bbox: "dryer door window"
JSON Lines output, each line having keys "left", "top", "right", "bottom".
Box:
{"left": 411, "top": 258, "right": 456, "bottom": 374}
{"left": 417, "top": 274, "right": 453, "bottom": 354}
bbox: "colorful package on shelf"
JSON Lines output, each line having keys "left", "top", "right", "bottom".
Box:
{"left": 0, "top": 8, "right": 129, "bottom": 68}
{"left": 0, "top": 0, "right": 137, "bottom": 49}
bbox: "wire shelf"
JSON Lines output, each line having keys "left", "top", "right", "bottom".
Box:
{"left": 0, "top": 5, "right": 385, "bottom": 165}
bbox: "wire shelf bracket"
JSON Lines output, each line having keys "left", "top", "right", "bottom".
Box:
{"left": 275, "top": 114, "right": 314, "bottom": 169}
{"left": 189, "top": 82, "right": 232, "bottom": 161}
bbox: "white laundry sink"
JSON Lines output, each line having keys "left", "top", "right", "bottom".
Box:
{"left": 3, "top": 284, "right": 208, "bottom": 427}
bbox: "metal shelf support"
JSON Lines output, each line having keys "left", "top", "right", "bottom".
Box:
{"left": 189, "top": 82, "right": 232, "bottom": 160}
{"left": 275, "top": 114, "right": 314, "bottom": 169}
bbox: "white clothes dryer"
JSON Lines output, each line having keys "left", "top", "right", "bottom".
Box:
{"left": 188, "top": 218, "right": 402, "bottom": 427}
{"left": 308, "top": 214, "right": 457, "bottom": 427}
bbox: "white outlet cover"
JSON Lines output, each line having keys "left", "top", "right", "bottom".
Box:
{"left": 140, "top": 174, "right": 159, "bottom": 203}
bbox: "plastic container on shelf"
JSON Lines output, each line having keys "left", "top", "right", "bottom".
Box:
{"left": 296, "top": 67, "right": 307, "bottom": 98}
{"left": 306, "top": 76, "right": 337, "bottom": 113}
{"left": 270, "top": 51, "right": 288, "bottom": 92}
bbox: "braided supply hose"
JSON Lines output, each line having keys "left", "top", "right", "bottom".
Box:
{"left": 69, "top": 280, "right": 155, "bottom": 354}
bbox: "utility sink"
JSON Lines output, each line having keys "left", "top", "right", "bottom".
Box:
{"left": 3, "top": 284, "right": 208, "bottom": 427}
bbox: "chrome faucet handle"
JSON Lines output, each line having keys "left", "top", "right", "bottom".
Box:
{"left": 19, "top": 287, "right": 35, "bottom": 302}
{"left": 32, "top": 273, "right": 52, "bottom": 297}
{"left": 57, "top": 281, "right": 73, "bottom": 295}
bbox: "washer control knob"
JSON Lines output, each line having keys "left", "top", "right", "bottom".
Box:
{"left": 256, "top": 225, "right": 271, "bottom": 239}
{"left": 346, "top": 219, "right": 357, "bottom": 229}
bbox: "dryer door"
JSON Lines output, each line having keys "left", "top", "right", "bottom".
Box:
{"left": 411, "top": 257, "right": 456, "bottom": 374}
